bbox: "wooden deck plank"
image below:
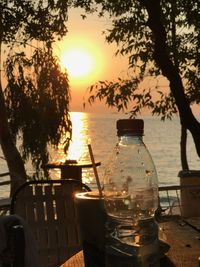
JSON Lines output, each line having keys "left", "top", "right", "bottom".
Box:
{"left": 184, "top": 217, "right": 200, "bottom": 232}
{"left": 159, "top": 220, "right": 200, "bottom": 267}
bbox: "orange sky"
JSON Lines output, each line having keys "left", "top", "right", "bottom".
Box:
{"left": 53, "top": 8, "right": 200, "bottom": 116}
{"left": 53, "top": 8, "right": 129, "bottom": 113}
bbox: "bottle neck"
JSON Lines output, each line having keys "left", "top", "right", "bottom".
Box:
{"left": 118, "top": 134, "right": 143, "bottom": 145}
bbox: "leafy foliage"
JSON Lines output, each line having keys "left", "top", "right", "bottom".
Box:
{"left": 1, "top": 0, "right": 73, "bottom": 177}
{"left": 76, "top": 0, "right": 200, "bottom": 120}
{"left": 1, "top": 0, "right": 69, "bottom": 44}
{"left": 4, "top": 47, "right": 72, "bottom": 170}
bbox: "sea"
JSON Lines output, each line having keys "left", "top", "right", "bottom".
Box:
{"left": 0, "top": 111, "right": 200, "bottom": 197}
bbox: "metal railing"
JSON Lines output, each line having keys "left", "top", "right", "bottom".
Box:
{"left": 0, "top": 172, "right": 10, "bottom": 183}
{"left": 0, "top": 172, "right": 11, "bottom": 215}
{"left": 158, "top": 184, "right": 200, "bottom": 217}
{"left": 1, "top": 177, "right": 200, "bottom": 218}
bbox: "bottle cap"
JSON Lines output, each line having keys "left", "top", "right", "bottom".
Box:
{"left": 116, "top": 119, "right": 144, "bottom": 136}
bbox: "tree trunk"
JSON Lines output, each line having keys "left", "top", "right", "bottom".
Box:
{"left": 180, "top": 125, "right": 189, "bottom": 170}
{"left": 141, "top": 0, "right": 200, "bottom": 158}
{"left": 0, "top": 84, "right": 27, "bottom": 196}
{"left": 0, "top": 17, "right": 26, "bottom": 196}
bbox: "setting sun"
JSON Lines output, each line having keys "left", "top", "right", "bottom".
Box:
{"left": 61, "top": 48, "right": 94, "bottom": 79}
{"left": 57, "top": 36, "right": 104, "bottom": 86}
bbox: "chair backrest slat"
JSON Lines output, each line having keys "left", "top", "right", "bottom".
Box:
{"left": 14, "top": 186, "right": 32, "bottom": 219}
{"left": 10, "top": 179, "right": 91, "bottom": 267}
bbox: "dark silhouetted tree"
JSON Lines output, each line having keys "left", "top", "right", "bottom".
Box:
{"left": 0, "top": 0, "right": 72, "bottom": 195}
{"left": 74, "top": 0, "right": 200, "bottom": 170}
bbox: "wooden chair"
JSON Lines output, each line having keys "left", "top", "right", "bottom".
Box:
{"left": 10, "top": 179, "right": 91, "bottom": 267}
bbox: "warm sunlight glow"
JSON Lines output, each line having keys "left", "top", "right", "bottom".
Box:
{"left": 51, "top": 112, "right": 88, "bottom": 163}
{"left": 56, "top": 36, "right": 104, "bottom": 87}
{"left": 61, "top": 48, "right": 94, "bottom": 79}
{"left": 67, "top": 112, "right": 88, "bottom": 161}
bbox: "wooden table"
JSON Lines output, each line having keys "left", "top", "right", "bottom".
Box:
{"left": 159, "top": 217, "right": 200, "bottom": 266}
{"left": 61, "top": 217, "right": 200, "bottom": 267}
{"left": 42, "top": 160, "right": 101, "bottom": 181}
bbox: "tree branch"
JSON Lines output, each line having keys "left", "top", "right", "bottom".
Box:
{"left": 141, "top": 0, "right": 200, "bottom": 157}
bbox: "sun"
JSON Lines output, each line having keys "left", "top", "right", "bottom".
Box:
{"left": 61, "top": 48, "right": 94, "bottom": 79}
{"left": 57, "top": 36, "right": 104, "bottom": 86}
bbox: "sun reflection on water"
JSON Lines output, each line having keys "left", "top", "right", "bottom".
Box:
{"left": 67, "top": 112, "right": 89, "bottom": 161}
{"left": 53, "top": 112, "right": 89, "bottom": 162}
{"left": 50, "top": 112, "right": 96, "bottom": 185}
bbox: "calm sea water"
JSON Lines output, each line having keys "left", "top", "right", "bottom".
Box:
{"left": 1, "top": 112, "right": 200, "bottom": 197}
{"left": 49, "top": 112, "right": 200, "bottom": 186}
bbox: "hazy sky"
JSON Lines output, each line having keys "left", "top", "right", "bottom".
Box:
{"left": 54, "top": 8, "right": 200, "bottom": 116}
{"left": 54, "top": 8, "right": 129, "bottom": 113}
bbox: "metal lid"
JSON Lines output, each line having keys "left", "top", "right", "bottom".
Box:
{"left": 116, "top": 119, "right": 144, "bottom": 136}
